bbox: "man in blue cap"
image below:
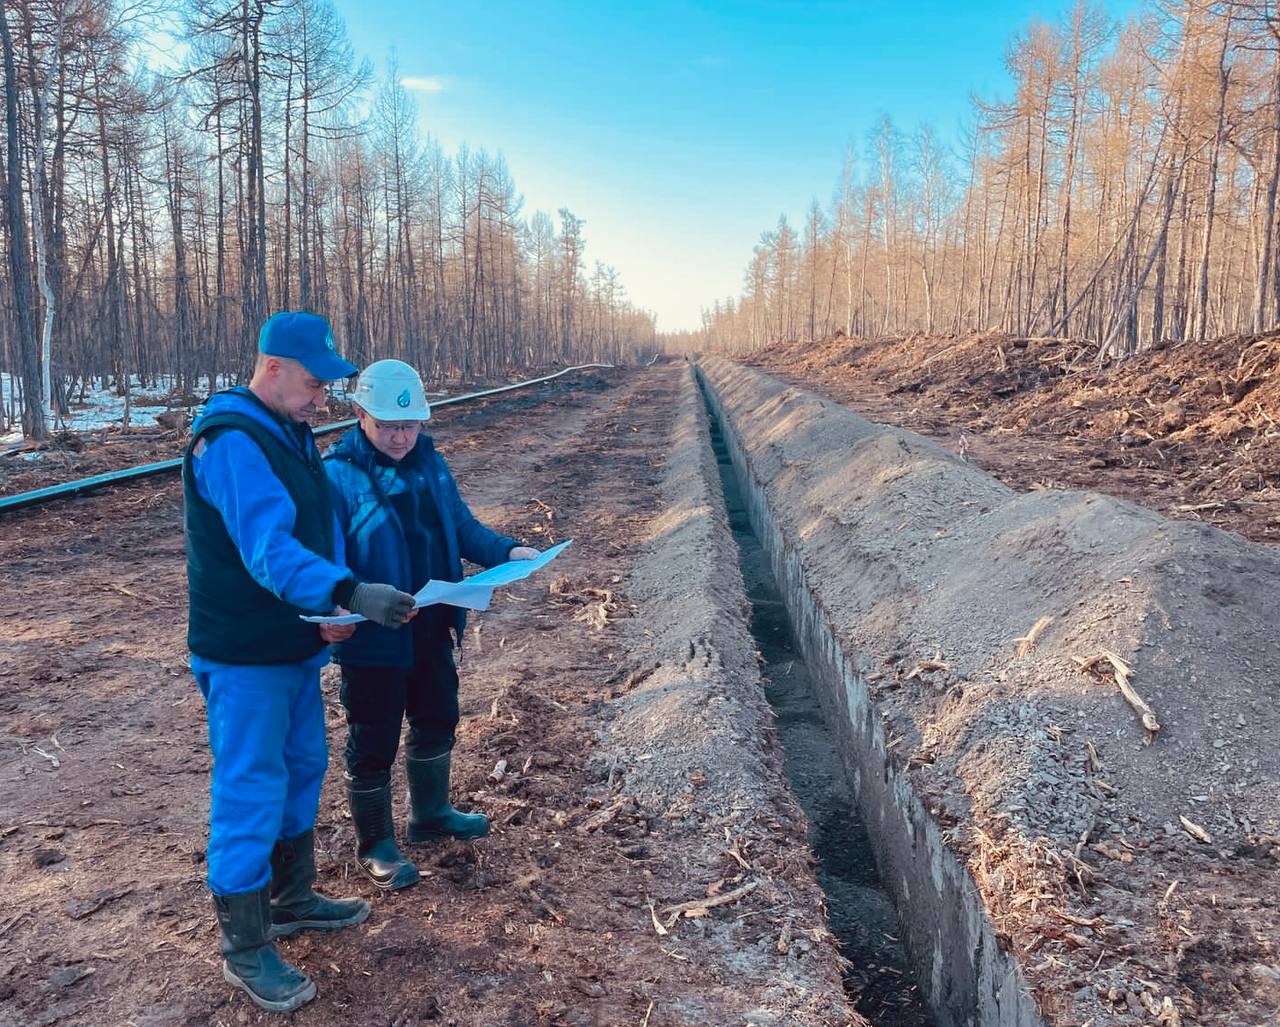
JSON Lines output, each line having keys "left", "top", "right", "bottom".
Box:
{"left": 184, "top": 311, "right": 417, "bottom": 1012}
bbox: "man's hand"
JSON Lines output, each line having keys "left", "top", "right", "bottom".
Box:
{"left": 319, "top": 609, "right": 356, "bottom": 643}
{"left": 508, "top": 546, "right": 540, "bottom": 561}
{"left": 348, "top": 582, "right": 416, "bottom": 628}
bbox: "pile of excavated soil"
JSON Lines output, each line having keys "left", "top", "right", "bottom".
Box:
{"left": 746, "top": 331, "right": 1280, "bottom": 543}
{"left": 701, "top": 356, "right": 1280, "bottom": 1027}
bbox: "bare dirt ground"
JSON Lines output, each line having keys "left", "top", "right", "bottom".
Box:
{"left": 0, "top": 368, "right": 857, "bottom": 1027}
{"left": 745, "top": 331, "right": 1280, "bottom": 544}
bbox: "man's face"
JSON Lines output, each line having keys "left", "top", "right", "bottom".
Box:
{"left": 269, "top": 358, "right": 329, "bottom": 423}
{"left": 357, "top": 408, "right": 422, "bottom": 462}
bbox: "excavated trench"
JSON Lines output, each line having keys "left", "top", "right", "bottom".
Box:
{"left": 706, "top": 410, "right": 935, "bottom": 1026}
{"left": 697, "top": 366, "right": 1046, "bottom": 1027}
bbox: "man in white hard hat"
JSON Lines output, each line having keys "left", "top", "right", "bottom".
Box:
{"left": 324, "top": 359, "right": 539, "bottom": 889}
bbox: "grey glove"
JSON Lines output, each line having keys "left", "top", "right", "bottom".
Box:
{"left": 348, "top": 583, "right": 415, "bottom": 628}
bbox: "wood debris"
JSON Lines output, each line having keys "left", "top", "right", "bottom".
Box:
{"left": 1073, "top": 649, "right": 1160, "bottom": 742}
{"left": 572, "top": 587, "right": 617, "bottom": 631}
{"left": 1014, "top": 615, "right": 1053, "bottom": 658}
{"left": 723, "top": 829, "right": 751, "bottom": 870}
{"left": 1090, "top": 834, "right": 1131, "bottom": 860}
{"left": 576, "top": 797, "right": 629, "bottom": 835}
{"left": 0, "top": 911, "right": 27, "bottom": 937}
{"left": 775, "top": 918, "right": 793, "bottom": 954}
{"left": 904, "top": 653, "right": 950, "bottom": 680}
{"left": 660, "top": 879, "right": 759, "bottom": 925}
{"left": 1179, "top": 815, "right": 1213, "bottom": 844}
{"left": 66, "top": 886, "right": 133, "bottom": 921}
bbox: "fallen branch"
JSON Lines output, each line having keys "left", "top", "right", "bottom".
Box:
{"left": 646, "top": 900, "right": 668, "bottom": 937}
{"left": 0, "top": 910, "right": 26, "bottom": 937}
{"left": 66, "top": 886, "right": 133, "bottom": 920}
{"left": 576, "top": 798, "right": 628, "bottom": 835}
{"left": 1179, "top": 815, "right": 1212, "bottom": 844}
{"left": 660, "top": 879, "right": 759, "bottom": 922}
{"left": 904, "top": 655, "right": 949, "bottom": 681}
{"left": 1073, "top": 649, "right": 1160, "bottom": 742}
{"left": 1100, "top": 648, "right": 1160, "bottom": 741}
{"left": 1014, "top": 615, "right": 1053, "bottom": 658}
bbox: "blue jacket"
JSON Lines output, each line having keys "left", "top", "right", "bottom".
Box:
{"left": 188, "top": 388, "right": 349, "bottom": 673}
{"left": 324, "top": 426, "right": 516, "bottom": 668}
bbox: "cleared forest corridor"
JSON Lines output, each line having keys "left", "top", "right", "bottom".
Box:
{"left": 4, "top": 356, "right": 1280, "bottom": 1027}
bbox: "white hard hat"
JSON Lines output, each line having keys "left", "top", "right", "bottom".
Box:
{"left": 350, "top": 359, "right": 431, "bottom": 420}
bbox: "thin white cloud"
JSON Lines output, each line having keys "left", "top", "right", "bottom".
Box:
{"left": 401, "top": 76, "right": 447, "bottom": 94}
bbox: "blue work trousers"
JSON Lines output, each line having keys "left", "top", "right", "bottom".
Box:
{"left": 194, "top": 659, "right": 329, "bottom": 895}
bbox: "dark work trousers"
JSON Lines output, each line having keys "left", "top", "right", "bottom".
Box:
{"left": 339, "top": 619, "right": 459, "bottom": 790}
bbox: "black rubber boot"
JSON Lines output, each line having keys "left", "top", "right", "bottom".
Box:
{"left": 347, "top": 779, "right": 419, "bottom": 891}
{"left": 406, "top": 750, "right": 490, "bottom": 842}
{"left": 213, "top": 887, "right": 317, "bottom": 1013}
{"left": 269, "top": 829, "right": 370, "bottom": 938}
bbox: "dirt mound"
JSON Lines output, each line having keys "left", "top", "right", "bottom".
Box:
{"left": 702, "top": 356, "right": 1280, "bottom": 1027}
{"left": 748, "top": 331, "right": 1280, "bottom": 543}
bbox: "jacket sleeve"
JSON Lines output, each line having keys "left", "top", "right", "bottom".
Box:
{"left": 192, "top": 430, "right": 349, "bottom": 613}
{"left": 438, "top": 457, "right": 517, "bottom": 568}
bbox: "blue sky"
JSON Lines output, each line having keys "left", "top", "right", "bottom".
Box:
{"left": 329, "top": 1, "right": 1138, "bottom": 332}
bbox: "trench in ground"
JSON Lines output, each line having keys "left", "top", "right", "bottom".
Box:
{"left": 705, "top": 412, "right": 936, "bottom": 1027}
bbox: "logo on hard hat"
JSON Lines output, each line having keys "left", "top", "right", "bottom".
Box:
{"left": 396, "top": 388, "right": 411, "bottom": 408}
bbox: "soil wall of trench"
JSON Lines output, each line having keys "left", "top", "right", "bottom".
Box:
{"left": 601, "top": 364, "right": 863, "bottom": 1026}
{"left": 696, "top": 356, "right": 1280, "bottom": 1027}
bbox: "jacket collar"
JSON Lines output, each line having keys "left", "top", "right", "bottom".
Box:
{"left": 330, "top": 425, "right": 435, "bottom": 473}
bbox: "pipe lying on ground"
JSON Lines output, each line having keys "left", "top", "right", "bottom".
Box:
{"left": 0, "top": 364, "right": 612, "bottom": 514}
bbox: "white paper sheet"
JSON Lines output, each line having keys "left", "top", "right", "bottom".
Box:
{"left": 301, "top": 539, "right": 572, "bottom": 624}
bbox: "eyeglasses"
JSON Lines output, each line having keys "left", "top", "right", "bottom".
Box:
{"left": 371, "top": 421, "right": 420, "bottom": 436}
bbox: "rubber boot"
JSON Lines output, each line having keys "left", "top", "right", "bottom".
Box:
{"left": 406, "top": 750, "right": 490, "bottom": 842}
{"left": 269, "top": 829, "right": 370, "bottom": 938}
{"left": 347, "top": 779, "right": 419, "bottom": 891}
{"left": 213, "top": 887, "right": 317, "bottom": 1013}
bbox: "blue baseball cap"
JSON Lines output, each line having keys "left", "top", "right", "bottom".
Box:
{"left": 258, "top": 311, "right": 357, "bottom": 381}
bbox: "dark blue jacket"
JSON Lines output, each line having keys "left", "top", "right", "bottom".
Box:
{"left": 324, "top": 427, "right": 516, "bottom": 668}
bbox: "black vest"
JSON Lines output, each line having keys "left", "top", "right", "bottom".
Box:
{"left": 183, "top": 395, "right": 336, "bottom": 664}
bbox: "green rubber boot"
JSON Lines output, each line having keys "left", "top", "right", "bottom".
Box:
{"left": 213, "top": 887, "right": 317, "bottom": 1012}
{"left": 269, "top": 829, "right": 370, "bottom": 938}
{"left": 406, "top": 750, "right": 490, "bottom": 842}
{"left": 347, "top": 779, "right": 420, "bottom": 891}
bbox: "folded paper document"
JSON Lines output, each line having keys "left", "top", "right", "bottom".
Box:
{"left": 301, "top": 539, "right": 573, "bottom": 624}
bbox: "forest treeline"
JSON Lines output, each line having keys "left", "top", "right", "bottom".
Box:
{"left": 0, "top": 1, "right": 657, "bottom": 438}
{"left": 692, "top": 0, "right": 1280, "bottom": 362}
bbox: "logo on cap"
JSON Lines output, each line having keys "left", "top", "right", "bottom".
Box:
{"left": 324, "top": 331, "right": 336, "bottom": 352}
{"left": 396, "top": 388, "right": 411, "bottom": 408}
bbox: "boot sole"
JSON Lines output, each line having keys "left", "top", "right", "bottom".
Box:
{"left": 407, "top": 822, "right": 490, "bottom": 843}
{"left": 223, "top": 964, "right": 317, "bottom": 1012}
{"left": 270, "top": 902, "right": 370, "bottom": 939}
